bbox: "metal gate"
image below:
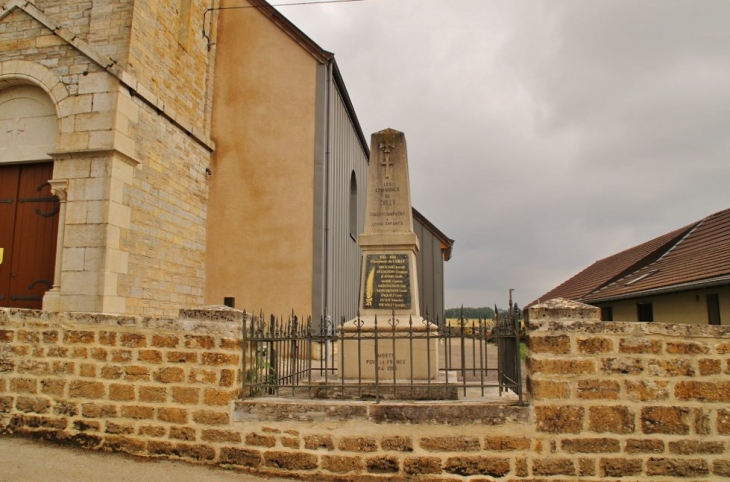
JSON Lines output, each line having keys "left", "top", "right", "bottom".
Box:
{"left": 495, "top": 292, "right": 523, "bottom": 401}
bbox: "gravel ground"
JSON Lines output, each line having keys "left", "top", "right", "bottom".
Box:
{"left": 0, "top": 436, "right": 291, "bottom": 482}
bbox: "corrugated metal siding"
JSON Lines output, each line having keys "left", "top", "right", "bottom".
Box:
{"left": 414, "top": 218, "right": 446, "bottom": 321}
{"left": 312, "top": 64, "right": 446, "bottom": 324}
{"left": 324, "top": 74, "right": 369, "bottom": 324}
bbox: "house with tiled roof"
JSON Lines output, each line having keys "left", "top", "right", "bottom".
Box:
{"left": 531, "top": 208, "right": 730, "bottom": 325}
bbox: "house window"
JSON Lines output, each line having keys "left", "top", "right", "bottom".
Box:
{"left": 601, "top": 306, "right": 613, "bottom": 321}
{"left": 707, "top": 294, "right": 721, "bottom": 325}
{"left": 349, "top": 171, "right": 357, "bottom": 241}
{"left": 637, "top": 302, "right": 653, "bottom": 322}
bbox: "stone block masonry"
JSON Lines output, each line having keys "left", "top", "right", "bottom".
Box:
{"left": 2, "top": 0, "right": 214, "bottom": 316}
{"left": 2, "top": 302, "right": 730, "bottom": 480}
{"left": 0, "top": 307, "right": 242, "bottom": 461}
{"left": 526, "top": 298, "right": 730, "bottom": 481}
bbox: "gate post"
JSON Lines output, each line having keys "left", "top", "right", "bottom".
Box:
{"left": 524, "top": 298, "right": 601, "bottom": 402}
{"left": 512, "top": 304, "right": 523, "bottom": 403}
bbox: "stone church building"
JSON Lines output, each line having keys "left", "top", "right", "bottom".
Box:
{"left": 0, "top": 0, "right": 452, "bottom": 322}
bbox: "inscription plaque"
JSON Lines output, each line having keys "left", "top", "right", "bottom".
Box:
{"left": 364, "top": 352, "right": 407, "bottom": 373}
{"left": 362, "top": 254, "right": 411, "bottom": 310}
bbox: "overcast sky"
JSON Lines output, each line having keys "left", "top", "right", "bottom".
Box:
{"left": 272, "top": 0, "right": 730, "bottom": 310}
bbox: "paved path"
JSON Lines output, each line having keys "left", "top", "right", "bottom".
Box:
{"left": 0, "top": 436, "right": 289, "bottom": 482}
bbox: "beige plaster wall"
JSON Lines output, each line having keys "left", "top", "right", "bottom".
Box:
{"left": 206, "top": 1, "right": 319, "bottom": 315}
{"left": 598, "top": 286, "right": 730, "bottom": 325}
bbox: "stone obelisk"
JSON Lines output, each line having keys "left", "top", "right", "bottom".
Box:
{"left": 340, "top": 128, "right": 438, "bottom": 380}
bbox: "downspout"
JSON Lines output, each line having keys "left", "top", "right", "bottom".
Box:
{"left": 322, "top": 59, "right": 333, "bottom": 327}
{"left": 202, "top": 0, "right": 219, "bottom": 136}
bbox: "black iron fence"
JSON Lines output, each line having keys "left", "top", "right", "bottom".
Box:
{"left": 241, "top": 307, "right": 523, "bottom": 403}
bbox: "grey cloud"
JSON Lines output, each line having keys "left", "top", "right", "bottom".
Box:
{"left": 278, "top": 0, "right": 730, "bottom": 308}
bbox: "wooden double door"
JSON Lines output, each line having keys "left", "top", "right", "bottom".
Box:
{"left": 0, "top": 162, "right": 58, "bottom": 309}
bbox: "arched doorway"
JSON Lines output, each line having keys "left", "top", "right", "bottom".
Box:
{"left": 0, "top": 85, "right": 59, "bottom": 309}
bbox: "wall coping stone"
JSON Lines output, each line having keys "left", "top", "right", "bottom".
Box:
{"left": 0, "top": 307, "right": 243, "bottom": 337}
{"left": 234, "top": 399, "right": 529, "bottom": 425}
{"left": 526, "top": 298, "right": 730, "bottom": 338}
{"left": 526, "top": 297, "right": 600, "bottom": 324}
{"left": 178, "top": 305, "right": 246, "bottom": 322}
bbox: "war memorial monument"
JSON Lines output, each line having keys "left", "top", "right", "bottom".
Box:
{"left": 340, "top": 128, "right": 439, "bottom": 381}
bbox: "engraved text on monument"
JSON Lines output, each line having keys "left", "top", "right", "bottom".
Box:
{"left": 363, "top": 254, "right": 411, "bottom": 310}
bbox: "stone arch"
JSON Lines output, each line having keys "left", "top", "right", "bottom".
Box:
{"left": 0, "top": 85, "right": 57, "bottom": 163}
{"left": 0, "top": 60, "right": 69, "bottom": 113}
{"left": 0, "top": 60, "right": 72, "bottom": 156}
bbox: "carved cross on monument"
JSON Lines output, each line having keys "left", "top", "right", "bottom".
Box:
{"left": 379, "top": 141, "right": 395, "bottom": 179}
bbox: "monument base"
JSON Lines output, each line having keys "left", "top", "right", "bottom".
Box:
{"left": 338, "top": 316, "right": 439, "bottom": 381}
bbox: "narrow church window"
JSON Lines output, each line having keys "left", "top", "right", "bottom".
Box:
{"left": 349, "top": 171, "right": 357, "bottom": 241}
{"left": 178, "top": 0, "right": 193, "bottom": 50}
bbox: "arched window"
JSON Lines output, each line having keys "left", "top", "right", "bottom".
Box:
{"left": 349, "top": 171, "right": 357, "bottom": 240}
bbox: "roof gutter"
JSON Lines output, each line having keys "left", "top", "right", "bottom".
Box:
{"left": 583, "top": 275, "right": 730, "bottom": 304}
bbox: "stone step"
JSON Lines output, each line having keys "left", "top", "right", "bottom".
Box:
{"left": 233, "top": 399, "right": 529, "bottom": 426}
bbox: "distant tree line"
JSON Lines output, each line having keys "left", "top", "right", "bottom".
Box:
{"left": 444, "top": 306, "right": 496, "bottom": 319}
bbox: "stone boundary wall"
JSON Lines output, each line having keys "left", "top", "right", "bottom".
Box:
{"left": 1, "top": 301, "right": 730, "bottom": 480}
{"left": 0, "top": 307, "right": 242, "bottom": 458}
{"left": 527, "top": 298, "right": 730, "bottom": 480}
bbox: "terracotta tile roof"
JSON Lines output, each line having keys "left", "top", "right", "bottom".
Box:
{"left": 528, "top": 208, "right": 730, "bottom": 305}
{"left": 583, "top": 207, "right": 730, "bottom": 302}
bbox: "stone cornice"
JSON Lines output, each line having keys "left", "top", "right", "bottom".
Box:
{"left": 1, "top": 0, "right": 215, "bottom": 152}
{"left": 48, "top": 148, "right": 142, "bottom": 166}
